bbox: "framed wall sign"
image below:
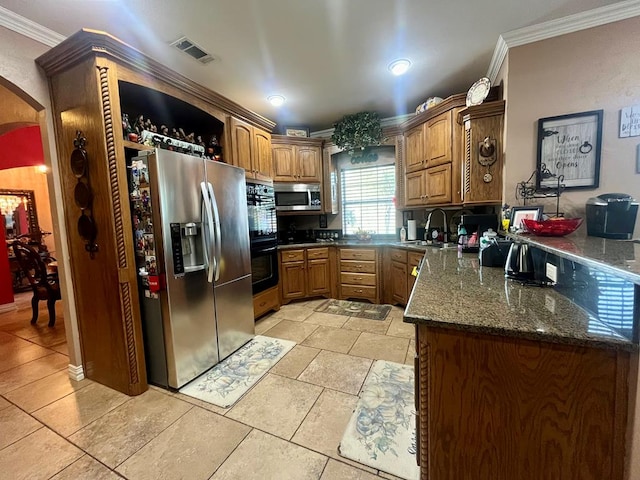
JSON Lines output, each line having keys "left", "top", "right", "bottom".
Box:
{"left": 536, "top": 110, "right": 603, "bottom": 190}
{"left": 284, "top": 127, "right": 309, "bottom": 137}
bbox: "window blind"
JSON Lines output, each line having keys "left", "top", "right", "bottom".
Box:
{"left": 341, "top": 164, "right": 395, "bottom": 235}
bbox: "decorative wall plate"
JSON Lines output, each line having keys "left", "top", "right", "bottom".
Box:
{"left": 466, "top": 77, "right": 491, "bottom": 107}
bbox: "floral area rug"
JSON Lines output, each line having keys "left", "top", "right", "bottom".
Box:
{"left": 339, "top": 360, "right": 419, "bottom": 480}
{"left": 179, "top": 335, "right": 295, "bottom": 408}
{"left": 315, "top": 299, "right": 392, "bottom": 321}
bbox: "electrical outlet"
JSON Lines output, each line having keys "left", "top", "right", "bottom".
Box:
{"left": 545, "top": 294, "right": 556, "bottom": 314}
{"left": 546, "top": 263, "right": 558, "bottom": 284}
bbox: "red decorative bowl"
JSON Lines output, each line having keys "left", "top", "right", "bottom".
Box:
{"left": 522, "top": 218, "right": 583, "bottom": 236}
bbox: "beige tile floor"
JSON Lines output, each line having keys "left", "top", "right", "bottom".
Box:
{"left": 0, "top": 293, "right": 414, "bottom": 479}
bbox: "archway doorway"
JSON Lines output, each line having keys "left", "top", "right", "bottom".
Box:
{"left": 0, "top": 78, "right": 70, "bottom": 368}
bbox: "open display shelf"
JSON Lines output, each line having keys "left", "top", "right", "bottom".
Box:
{"left": 119, "top": 81, "right": 224, "bottom": 160}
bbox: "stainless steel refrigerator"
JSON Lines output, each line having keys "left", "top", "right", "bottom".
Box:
{"left": 129, "top": 149, "right": 254, "bottom": 389}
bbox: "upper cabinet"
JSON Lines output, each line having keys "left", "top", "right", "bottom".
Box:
{"left": 402, "top": 95, "right": 465, "bottom": 207}
{"left": 401, "top": 92, "right": 503, "bottom": 208}
{"left": 459, "top": 101, "right": 505, "bottom": 205}
{"left": 229, "top": 117, "right": 273, "bottom": 181}
{"left": 271, "top": 135, "right": 323, "bottom": 182}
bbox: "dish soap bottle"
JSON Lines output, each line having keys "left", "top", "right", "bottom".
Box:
{"left": 479, "top": 228, "right": 497, "bottom": 251}
{"left": 400, "top": 226, "right": 407, "bottom": 242}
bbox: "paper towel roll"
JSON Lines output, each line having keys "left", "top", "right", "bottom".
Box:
{"left": 407, "top": 220, "right": 417, "bottom": 240}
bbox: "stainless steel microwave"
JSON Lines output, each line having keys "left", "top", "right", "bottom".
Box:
{"left": 273, "top": 183, "right": 322, "bottom": 211}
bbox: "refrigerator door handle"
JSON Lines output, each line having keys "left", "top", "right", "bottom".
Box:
{"left": 200, "top": 181, "right": 216, "bottom": 283}
{"left": 207, "top": 182, "right": 223, "bottom": 282}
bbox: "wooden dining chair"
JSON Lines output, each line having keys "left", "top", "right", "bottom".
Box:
{"left": 10, "top": 241, "right": 61, "bottom": 327}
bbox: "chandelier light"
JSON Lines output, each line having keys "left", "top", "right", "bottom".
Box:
{"left": 0, "top": 195, "right": 25, "bottom": 216}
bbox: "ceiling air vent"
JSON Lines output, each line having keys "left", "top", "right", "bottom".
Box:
{"left": 170, "top": 36, "right": 215, "bottom": 65}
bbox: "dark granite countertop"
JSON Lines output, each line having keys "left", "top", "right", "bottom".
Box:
{"left": 403, "top": 248, "right": 637, "bottom": 352}
{"left": 509, "top": 233, "right": 640, "bottom": 285}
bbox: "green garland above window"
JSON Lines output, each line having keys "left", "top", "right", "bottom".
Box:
{"left": 331, "top": 111, "right": 383, "bottom": 154}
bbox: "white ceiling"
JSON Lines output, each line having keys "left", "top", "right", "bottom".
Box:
{"left": 0, "top": 0, "right": 623, "bottom": 131}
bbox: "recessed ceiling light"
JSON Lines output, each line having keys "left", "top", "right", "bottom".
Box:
{"left": 267, "top": 95, "right": 285, "bottom": 107}
{"left": 388, "top": 59, "right": 411, "bottom": 76}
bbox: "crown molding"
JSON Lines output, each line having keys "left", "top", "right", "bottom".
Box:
{"left": 0, "top": 6, "right": 65, "bottom": 47}
{"left": 487, "top": 0, "right": 640, "bottom": 82}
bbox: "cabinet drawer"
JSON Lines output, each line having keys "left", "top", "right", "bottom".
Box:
{"left": 340, "top": 272, "right": 376, "bottom": 286}
{"left": 408, "top": 252, "right": 424, "bottom": 266}
{"left": 253, "top": 286, "right": 279, "bottom": 319}
{"left": 281, "top": 249, "right": 305, "bottom": 263}
{"left": 340, "top": 248, "right": 375, "bottom": 261}
{"left": 341, "top": 284, "right": 377, "bottom": 299}
{"left": 307, "top": 247, "right": 329, "bottom": 260}
{"left": 389, "top": 248, "right": 408, "bottom": 263}
{"left": 340, "top": 260, "right": 376, "bottom": 274}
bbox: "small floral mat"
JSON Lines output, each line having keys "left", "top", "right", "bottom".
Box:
{"left": 339, "top": 360, "right": 419, "bottom": 480}
{"left": 314, "top": 299, "right": 392, "bottom": 321}
{"left": 179, "top": 335, "right": 295, "bottom": 408}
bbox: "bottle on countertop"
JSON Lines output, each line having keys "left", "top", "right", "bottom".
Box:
{"left": 479, "top": 228, "right": 498, "bottom": 251}
{"left": 400, "top": 226, "right": 407, "bottom": 242}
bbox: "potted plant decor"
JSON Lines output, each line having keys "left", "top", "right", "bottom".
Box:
{"left": 331, "top": 111, "right": 383, "bottom": 154}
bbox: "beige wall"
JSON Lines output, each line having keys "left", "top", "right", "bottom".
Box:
{"left": 0, "top": 26, "right": 82, "bottom": 369}
{"left": 504, "top": 16, "right": 640, "bottom": 238}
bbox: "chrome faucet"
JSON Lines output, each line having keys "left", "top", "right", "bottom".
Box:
{"left": 426, "top": 208, "right": 448, "bottom": 243}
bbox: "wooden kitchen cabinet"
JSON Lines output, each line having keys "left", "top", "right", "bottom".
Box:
{"left": 405, "top": 124, "right": 426, "bottom": 173}
{"left": 271, "top": 135, "right": 323, "bottom": 182}
{"left": 404, "top": 164, "right": 452, "bottom": 206}
{"left": 382, "top": 248, "right": 424, "bottom": 306}
{"left": 253, "top": 285, "right": 280, "bottom": 319}
{"left": 401, "top": 94, "right": 465, "bottom": 207}
{"left": 338, "top": 247, "right": 379, "bottom": 303}
{"left": 425, "top": 163, "right": 452, "bottom": 204}
{"left": 460, "top": 101, "right": 505, "bottom": 205}
{"left": 280, "top": 247, "right": 333, "bottom": 304}
{"left": 415, "top": 325, "right": 629, "bottom": 480}
{"left": 389, "top": 248, "right": 408, "bottom": 305}
{"left": 230, "top": 117, "right": 273, "bottom": 181}
{"left": 425, "top": 109, "right": 452, "bottom": 168}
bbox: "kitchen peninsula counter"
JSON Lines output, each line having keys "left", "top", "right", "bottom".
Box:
{"left": 403, "top": 246, "right": 637, "bottom": 352}
{"left": 405, "top": 244, "right": 636, "bottom": 480}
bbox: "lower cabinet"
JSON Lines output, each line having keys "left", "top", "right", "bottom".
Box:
{"left": 389, "top": 248, "right": 408, "bottom": 305}
{"left": 338, "top": 247, "right": 379, "bottom": 303}
{"left": 415, "top": 325, "right": 629, "bottom": 480}
{"left": 280, "top": 247, "right": 333, "bottom": 304}
{"left": 385, "top": 248, "right": 424, "bottom": 306}
{"left": 253, "top": 285, "right": 280, "bottom": 320}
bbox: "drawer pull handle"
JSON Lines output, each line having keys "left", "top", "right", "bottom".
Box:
{"left": 259, "top": 301, "right": 266, "bottom": 307}
{"left": 356, "top": 289, "right": 363, "bottom": 293}
{"left": 356, "top": 264, "right": 363, "bottom": 269}
{"left": 288, "top": 254, "right": 295, "bottom": 258}
{"left": 354, "top": 253, "right": 362, "bottom": 257}
{"left": 355, "top": 277, "right": 363, "bottom": 280}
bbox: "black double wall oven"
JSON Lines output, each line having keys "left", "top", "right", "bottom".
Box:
{"left": 246, "top": 179, "right": 278, "bottom": 295}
